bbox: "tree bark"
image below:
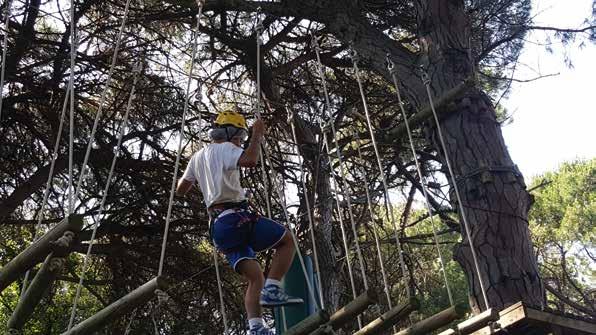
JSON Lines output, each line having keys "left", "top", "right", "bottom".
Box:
{"left": 416, "top": 0, "right": 544, "bottom": 312}
{"left": 313, "top": 150, "right": 341, "bottom": 311}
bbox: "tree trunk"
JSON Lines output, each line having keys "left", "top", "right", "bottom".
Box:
{"left": 313, "top": 151, "right": 341, "bottom": 311}
{"left": 416, "top": 0, "right": 545, "bottom": 312}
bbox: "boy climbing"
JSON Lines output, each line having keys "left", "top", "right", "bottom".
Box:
{"left": 176, "top": 110, "right": 303, "bottom": 335}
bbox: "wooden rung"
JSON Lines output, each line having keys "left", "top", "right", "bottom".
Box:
{"left": 394, "top": 303, "right": 468, "bottom": 335}
{"left": 310, "top": 290, "right": 378, "bottom": 335}
{"left": 457, "top": 308, "right": 499, "bottom": 334}
{"left": 438, "top": 308, "right": 499, "bottom": 335}
{"left": 0, "top": 215, "right": 83, "bottom": 293}
{"left": 8, "top": 252, "right": 69, "bottom": 331}
{"left": 284, "top": 309, "right": 330, "bottom": 335}
{"left": 60, "top": 276, "right": 169, "bottom": 335}
{"left": 353, "top": 297, "right": 420, "bottom": 335}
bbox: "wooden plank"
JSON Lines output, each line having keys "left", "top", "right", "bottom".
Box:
{"left": 471, "top": 301, "right": 596, "bottom": 335}
{"left": 394, "top": 303, "right": 468, "bottom": 335}
{"left": 353, "top": 297, "right": 420, "bottom": 335}
{"left": 525, "top": 307, "right": 596, "bottom": 334}
{"left": 8, "top": 252, "right": 68, "bottom": 330}
{"left": 284, "top": 310, "right": 330, "bottom": 335}
{"left": 457, "top": 308, "right": 499, "bottom": 334}
{"left": 61, "top": 277, "right": 169, "bottom": 335}
{"left": 328, "top": 289, "right": 377, "bottom": 330}
{"left": 439, "top": 308, "right": 499, "bottom": 335}
{"left": 310, "top": 290, "right": 378, "bottom": 335}
{"left": 0, "top": 215, "right": 83, "bottom": 293}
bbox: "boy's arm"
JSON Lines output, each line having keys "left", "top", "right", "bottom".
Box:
{"left": 176, "top": 155, "right": 196, "bottom": 196}
{"left": 176, "top": 179, "right": 193, "bottom": 196}
{"left": 238, "top": 118, "right": 265, "bottom": 168}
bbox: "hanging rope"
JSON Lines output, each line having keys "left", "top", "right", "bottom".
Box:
{"left": 349, "top": 47, "right": 412, "bottom": 299}
{"left": 387, "top": 56, "right": 454, "bottom": 306}
{"left": 123, "top": 308, "right": 138, "bottom": 335}
{"left": 253, "top": 11, "right": 320, "bottom": 311}
{"left": 260, "top": 139, "right": 321, "bottom": 311}
{"left": 158, "top": 2, "right": 203, "bottom": 277}
{"left": 320, "top": 136, "right": 362, "bottom": 328}
{"left": 352, "top": 131, "right": 393, "bottom": 308}
{"left": 67, "top": 0, "right": 77, "bottom": 214}
{"left": 311, "top": 35, "right": 369, "bottom": 318}
{"left": 254, "top": 9, "right": 272, "bottom": 218}
{"left": 311, "top": 35, "right": 389, "bottom": 308}
{"left": 20, "top": 0, "right": 78, "bottom": 295}
{"left": 66, "top": 60, "right": 140, "bottom": 329}
{"left": 20, "top": 77, "right": 74, "bottom": 295}
{"left": 70, "top": 2, "right": 132, "bottom": 210}
{"left": 0, "top": 0, "right": 13, "bottom": 122}
{"left": 420, "top": 67, "right": 490, "bottom": 309}
{"left": 318, "top": 96, "right": 369, "bottom": 294}
{"left": 175, "top": 4, "right": 230, "bottom": 331}
{"left": 212, "top": 244, "right": 230, "bottom": 332}
{"left": 287, "top": 107, "right": 325, "bottom": 310}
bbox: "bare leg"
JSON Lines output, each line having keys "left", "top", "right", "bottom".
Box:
{"left": 237, "top": 259, "right": 265, "bottom": 318}
{"left": 268, "top": 229, "right": 296, "bottom": 281}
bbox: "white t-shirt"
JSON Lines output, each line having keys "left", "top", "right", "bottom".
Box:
{"left": 181, "top": 142, "right": 246, "bottom": 207}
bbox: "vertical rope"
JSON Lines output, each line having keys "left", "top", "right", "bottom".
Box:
{"left": 353, "top": 131, "right": 393, "bottom": 308}
{"left": 420, "top": 68, "right": 490, "bottom": 309}
{"left": 212, "top": 243, "right": 230, "bottom": 333}
{"left": 261, "top": 144, "right": 321, "bottom": 311}
{"left": 71, "top": 0, "right": 134, "bottom": 206}
{"left": 349, "top": 48, "right": 412, "bottom": 299}
{"left": 20, "top": 78, "right": 73, "bottom": 295}
{"left": 66, "top": 59, "right": 140, "bottom": 330}
{"left": 321, "top": 136, "right": 361, "bottom": 328}
{"left": 158, "top": 4, "right": 203, "bottom": 277}
{"left": 123, "top": 308, "right": 138, "bottom": 335}
{"left": 311, "top": 33, "right": 391, "bottom": 309}
{"left": 254, "top": 9, "right": 272, "bottom": 218}
{"left": 67, "top": 0, "right": 77, "bottom": 214}
{"left": 0, "top": 0, "right": 12, "bottom": 122}
{"left": 321, "top": 115, "right": 369, "bottom": 293}
{"left": 387, "top": 56, "right": 453, "bottom": 306}
{"left": 254, "top": 5, "right": 319, "bottom": 316}
{"left": 189, "top": 8, "right": 229, "bottom": 328}
{"left": 288, "top": 107, "right": 325, "bottom": 309}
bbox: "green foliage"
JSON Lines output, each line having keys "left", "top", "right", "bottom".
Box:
{"left": 404, "top": 211, "right": 469, "bottom": 318}
{"left": 529, "top": 158, "right": 595, "bottom": 315}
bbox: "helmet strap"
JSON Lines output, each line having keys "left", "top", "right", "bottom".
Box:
{"left": 224, "top": 126, "right": 242, "bottom": 141}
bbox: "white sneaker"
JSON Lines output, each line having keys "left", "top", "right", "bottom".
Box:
{"left": 247, "top": 324, "right": 275, "bottom": 335}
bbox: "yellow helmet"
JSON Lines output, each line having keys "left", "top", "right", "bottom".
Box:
{"left": 214, "top": 110, "right": 248, "bottom": 130}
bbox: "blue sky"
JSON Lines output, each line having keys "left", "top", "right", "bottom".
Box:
{"left": 502, "top": 0, "right": 596, "bottom": 179}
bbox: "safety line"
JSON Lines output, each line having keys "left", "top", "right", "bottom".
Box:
{"left": 254, "top": 8, "right": 320, "bottom": 311}
{"left": 287, "top": 106, "right": 325, "bottom": 309}
{"left": 0, "top": 0, "right": 12, "bottom": 122}
{"left": 66, "top": 60, "right": 140, "bottom": 330}
{"left": 387, "top": 56, "right": 453, "bottom": 305}
{"left": 350, "top": 47, "right": 412, "bottom": 299}
{"left": 420, "top": 68, "right": 490, "bottom": 309}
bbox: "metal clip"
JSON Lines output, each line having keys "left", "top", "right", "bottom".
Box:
{"left": 155, "top": 289, "right": 169, "bottom": 305}
{"left": 286, "top": 106, "right": 294, "bottom": 124}
{"left": 420, "top": 66, "right": 431, "bottom": 86}
{"left": 255, "top": 7, "right": 264, "bottom": 34}
{"left": 386, "top": 53, "right": 398, "bottom": 76}
{"left": 310, "top": 32, "right": 321, "bottom": 52}
{"left": 348, "top": 45, "right": 359, "bottom": 63}
{"left": 133, "top": 60, "right": 143, "bottom": 74}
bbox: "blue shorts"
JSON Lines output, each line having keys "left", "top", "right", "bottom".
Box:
{"left": 211, "top": 210, "right": 286, "bottom": 272}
